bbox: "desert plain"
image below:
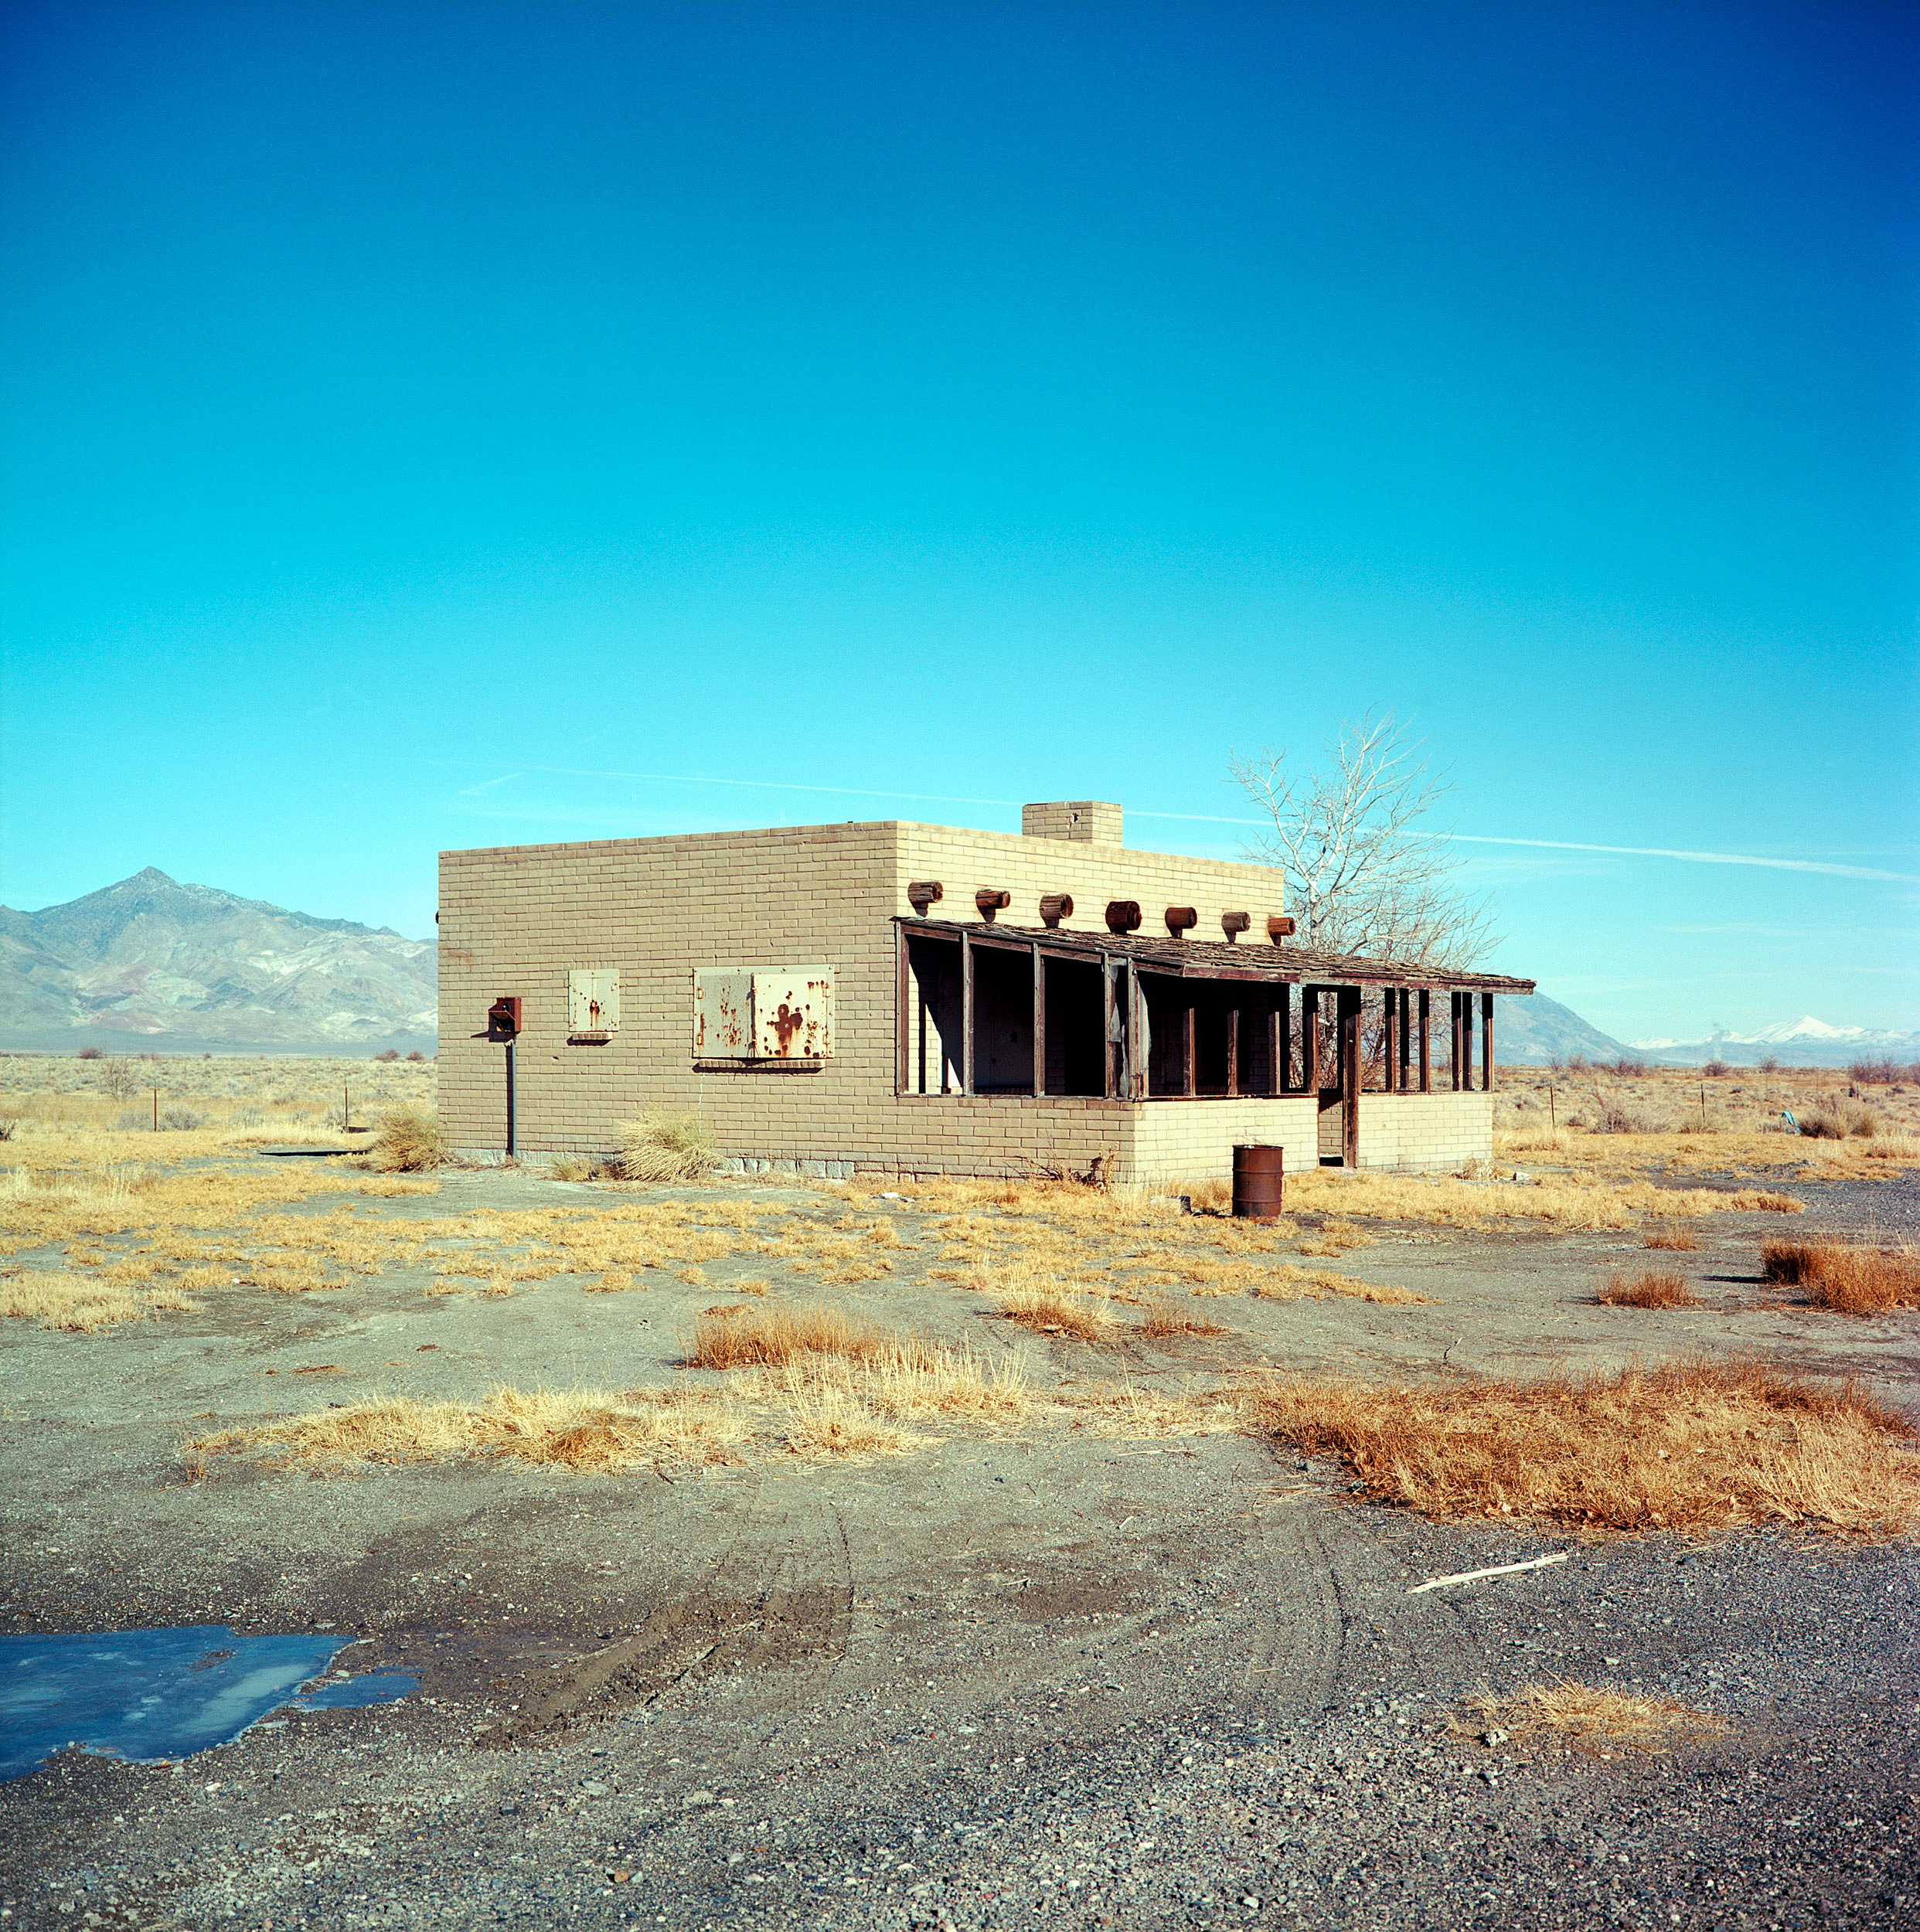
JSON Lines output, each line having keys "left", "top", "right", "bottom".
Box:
{"left": 2, "top": 1053, "right": 1918, "bottom": 1931}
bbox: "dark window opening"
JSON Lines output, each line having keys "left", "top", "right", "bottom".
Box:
{"left": 1043, "top": 957, "right": 1104, "bottom": 1096}
{"left": 970, "top": 945, "right": 1033, "bottom": 1094}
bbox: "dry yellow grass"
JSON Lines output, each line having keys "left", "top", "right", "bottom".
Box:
{"left": 1249, "top": 1264, "right": 1431, "bottom": 1305}
{"left": 1598, "top": 1269, "right": 1697, "bottom": 1309}
{"left": 1643, "top": 1220, "right": 1701, "bottom": 1251}
{"left": 1296, "top": 1216, "right": 1374, "bottom": 1257}
{"left": 1059, "top": 1379, "right": 1244, "bottom": 1438}
{"left": 1762, "top": 1240, "right": 1920, "bottom": 1316}
{"left": 369, "top": 1107, "right": 447, "bottom": 1172}
{"left": 1136, "top": 1294, "right": 1228, "bottom": 1338}
{"left": 777, "top": 1382, "right": 925, "bottom": 1459}
{"left": 996, "top": 1281, "right": 1113, "bottom": 1340}
{"left": 685, "top": 1301, "right": 908, "bottom": 1369}
{"left": 1247, "top": 1356, "right": 1919, "bottom": 1536}
{"left": 186, "top": 1386, "right": 747, "bottom": 1475}
{"left": 1281, "top": 1167, "right": 1801, "bottom": 1234}
{"left": 1456, "top": 1680, "right": 1728, "bottom": 1756}
{"left": 0, "top": 1270, "right": 145, "bottom": 1331}
{"left": 737, "top": 1338, "right": 1032, "bottom": 1427}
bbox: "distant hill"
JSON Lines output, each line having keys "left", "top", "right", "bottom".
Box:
{"left": 0, "top": 869, "right": 435, "bottom": 1054}
{"left": 1493, "top": 992, "right": 1632, "bottom": 1066}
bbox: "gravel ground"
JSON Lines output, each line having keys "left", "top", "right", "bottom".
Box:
{"left": 2, "top": 1165, "right": 1916, "bottom": 1930}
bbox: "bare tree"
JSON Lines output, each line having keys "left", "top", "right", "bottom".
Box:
{"left": 1228, "top": 712, "right": 1496, "bottom": 969}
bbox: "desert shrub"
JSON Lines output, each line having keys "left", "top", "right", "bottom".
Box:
{"left": 102, "top": 1062, "right": 140, "bottom": 1100}
{"left": 77, "top": 1046, "right": 104, "bottom": 1060}
{"left": 1701, "top": 1059, "right": 1729, "bottom": 1078}
{"left": 1852, "top": 1112, "right": 1878, "bottom": 1138}
{"left": 1565, "top": 1054, "right": 1588, "bottom": 1073}
{"left": 1798, "top": 1109, "right": 1848, "bottom": 1140}
{"left": 114, "top": 1108, "right": 148, "bottom": 1131}
{"left": 1598, "top": 1270, "right": 1696, "bottom": 1309}
{"left": 1595, "top": 1104, "right": 1654, "bottom": 1134}
{"left": 1248, "top": 1355, "right": 1918, "bottom": 1536}
{"left": 1761, "top": 1240, "right": 1920, "bottom": 1315}
{"left": 616, "top": 1110, "right": 715, "bottom": 1183}
{"left": 1610, "top": 1057, "right": 1649, "bottom": 1077}
{"left": 548, "top": 1155, "right": 594, "bottom": 1182}
{"left": 1643, "top": 1221, "right": 1700, "bottom": 1251}
{"left": 0, "top": 1120, "right": 15, "bottom": 1141}
{"left": 158, "top": 1106, "right": 207, "bottom": 1131}
{"left": 373, "top": 1048, "right": 401, "bottom": 1063}
{"left": 406, "top": 1049, "right": 427, "bottom": 1063}
{"left": 372, "top": 1106, "right": 449, "bottom": 1172}
{"left": 1757, "top": 1055, "right": 1779, "bottom": 1074}
{"left": 1849, "top": 1056, "right": 1900, "bottom": 1085}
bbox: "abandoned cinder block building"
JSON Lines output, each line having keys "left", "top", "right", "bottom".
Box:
{"left": 437, "top": 801, "right": 1532, "bottom": 1183}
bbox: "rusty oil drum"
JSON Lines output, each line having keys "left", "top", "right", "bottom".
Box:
{"left": 1231, "top": 1144, "right": 1285, "bottom": 1219}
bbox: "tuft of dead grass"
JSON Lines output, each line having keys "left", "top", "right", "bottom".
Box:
{"left": 1136, "top": 1294, "right": 1229, "bottom": 1338}
{"left": 1250, "top": 1264, "right": 1431, "bottom": 1305}
{"left": 1455, "top": 1679, "right": 1728, "bottom": 1757}
{"left": 1643, "top": 1220, "right": 1701, "bottom": 1251}
{"left": 1762, "top": 1240, "right": 1920, "bottom": 1316}
{"left": 996, "top": 1281, "right": 1113, "bottom": 1340}
{"left": 683, "top": 1301, "right": 918, "bottom": 1369}
{"left": 1297, "top": 1216, "right": 1374, "bottom": 1257}
{"left": 370, "top": 1107, "right": 448, "bottom": 1172}
{"left": 1598, "top": 1269, "right": 1697, "bottom": 1309}
{"left": 774, "top": 1379, "right": 928, "bottom": 1460}
{"left": 0, "top": 1270, "right": 144, "bottom": 1331}
{"left": 615, "top": 1111, "right": 715, "bottom": 1184}
{"left": 186, "top": 1385, "right": 748, "bottom": 1475}
{"left": 1247, "top": 1355, "right": 1920, "bottom": 1537}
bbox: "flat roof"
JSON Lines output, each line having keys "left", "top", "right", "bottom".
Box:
{"left": 898, "top": 917, "right": 1534, "bottom": 995}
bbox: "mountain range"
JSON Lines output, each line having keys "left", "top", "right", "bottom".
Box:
{"left": 0, "top": 869, "right": 436, "bottom": 1054}
{"left": 1626, "top": 1017, "right": 1920, "bottom": 1070}
{"left": 1, "top": 869, "right": 1908, "bottom": 1066}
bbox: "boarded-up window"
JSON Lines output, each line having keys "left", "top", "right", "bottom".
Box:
{"left": 568, "top": 968, "right": 620, "bottom": 1036}
{"left": 693, "top": 965, "right": 835, "bottom": 1060}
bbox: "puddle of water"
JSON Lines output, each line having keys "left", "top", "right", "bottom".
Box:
{"left": 0, "top": 1626, "right": 417, "bottom": 1780}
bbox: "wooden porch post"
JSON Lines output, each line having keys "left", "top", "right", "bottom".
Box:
{"left": 1398, "top": 989, "right": 1411, "bottom": 1091}
{"left": 1482, "top": 992, "right": 1495, "bottom": 1093}
{"left": 1183, "top": 1004, "right": 1197, "bottom": 1097}
{"left": 1302, "top": 987, "right": 1322, "bottom": 1094}
{"left": 1381, "top": 985, "right": 1398, "bottom": 1094}
{"left": 961, "top": 930, "right": 975, "bottom": 1096}
{"left": 1448, "top": 991, "right": 1460, "bottom": 1090}
{"left": 1418, "top": 988, "right": 1431, "bottom": 1092}
{"left": 1226, "top": 1007, "right": 1240, "bottom": 1097}
{"left": 1268, "top": 993, "right": 1285, "bottom": 1097}
{"left": 1031, "top": 943, "right": 1044, "bottom": 1098}
{"left": 1462, "top": 990, "right": 1476, "bottom": 1092}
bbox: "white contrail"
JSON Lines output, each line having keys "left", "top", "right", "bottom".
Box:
{"left": 444, "top": 766, "right": 1917, "bottom": 883}
{"left": 1128, "top": 813, "right": 1919, "bottom": 883}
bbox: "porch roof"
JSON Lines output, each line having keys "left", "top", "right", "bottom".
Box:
{"left": 897, "top": 917, "right": 1534, "bottom": 995}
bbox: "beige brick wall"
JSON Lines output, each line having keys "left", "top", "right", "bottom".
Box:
{"left": 441, "top": 816, "right": 1488, "bottom": 1179}
{"left": 438, "top": 818, "right": 1300, "bottom": 1172}
{"left": 1353, "top": 1090, "right": 1493, "bottom": 1172}
{"left": 1129, "top": 1099, "right": 1320, "bottom": 1187}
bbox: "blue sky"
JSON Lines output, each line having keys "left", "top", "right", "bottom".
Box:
{"left": 2, "top": 1, "right": 1915, "bottom": 1041}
